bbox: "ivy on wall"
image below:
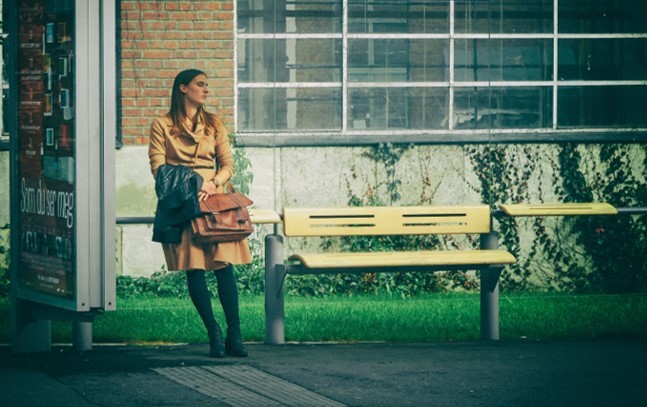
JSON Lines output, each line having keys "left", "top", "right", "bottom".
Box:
{"left": 286, "top": 143, "right": 482, "bottom": 297}
{"left": 467, "top": 145, "right": 527, "bottom": 291}
{"left": 0, "top": 229, "right": 9, "bottom": 297}
{"left": 558, "top": 144, "right": 647, "bottom": 293}
{"left": 230, "top": 144, "right": 254, "bottom": 195}
{"left": 114, "top": 142, "right": 646, "bottom": 298}
{"left": 468, "top": 143, "right": 646, "bottom": 293}
{"left": 362, "top": 143, "right": 412, "bottom": 204}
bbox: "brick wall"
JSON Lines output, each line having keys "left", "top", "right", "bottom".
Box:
{"left": 119, "top": 0, "right": 235, "bottom": 145}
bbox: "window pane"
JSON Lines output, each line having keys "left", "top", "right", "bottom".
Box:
{"left": 238, "top": 88, "right": 342, "bottom": 131}
{"left": 348, "top": 0, "right": 449, "bottom": 34}
{"left": 348, "top": 39, "right": 448, "bottom": 82}
{"left": 559, "top": 0, "right": 647, "bottom": 34}
{"left": 454, "top": 39, "right": 553, "bottom": 81}
{"left": 558, "top": 86, "right": 647, "bottom": 128}
{"left": 453, "top": 87, "right": 552, "bottom": 129}
{"left": 237, "top": 0, "right": 342, "bottom": 34}
{"left": 455, "top": 0, "right": 553, "bottom": 34}
{"left": 348, "top": 87, "right": 448, "bottom": 130}
{"left": 558, "top": 39, "right": 647, "bottom": 81}
{"left": 238, "top": 39, "right": 341, "bottom": 83}
{"left": 409, "top": 88, "right": 449, "bottom": 129}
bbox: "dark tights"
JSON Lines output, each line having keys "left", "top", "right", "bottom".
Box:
{"left": 186, "top": 266, "right": 240, "bottom": 333}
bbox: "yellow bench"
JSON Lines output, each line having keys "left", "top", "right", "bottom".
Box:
{"left": 248, "top": 208, "right": 282, "bottom": 225}
{"left": 499, "top": 203, "right": 617, "bottom": 217}
{"left": 264, "top": 205, "right": 516, "bottom": 344}
{"left": 285, "top": 206, "right": 515, "bottom": 273}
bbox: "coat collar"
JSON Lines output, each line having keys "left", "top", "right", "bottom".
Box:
{"left": 180, "top": 114, "right": 206, "bottom": 143}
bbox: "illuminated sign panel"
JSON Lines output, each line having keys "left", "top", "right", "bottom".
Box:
{"left": 17, "top": 0, "right": 77, "bottom": 300}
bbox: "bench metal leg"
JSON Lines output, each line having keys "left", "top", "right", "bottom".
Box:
{"left": 480, "top": 231, "right": 501, "bottom": 341}
{"left": 264, "top": 233, "right": 285, "bottom": 345}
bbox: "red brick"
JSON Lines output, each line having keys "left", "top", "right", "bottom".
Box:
{"left": 143, "top": 11, "right": 170, "bottom": 20}
{"left": 208, "top": 2, "right": 223, "bottom": 11}
{"left": 120, "top": 2, "right": 138, "bottom": 11}
{"left": 214, "top": 12, "right": 233, "bottom": 20}
{"left": 170, "top": 11, "right": 198, "bottom": 20}
{"left": 120, "top": 1, "right": 236, "bottom": 146}
{"left": 142, "top": 50, "right": 172, "bottom": 58}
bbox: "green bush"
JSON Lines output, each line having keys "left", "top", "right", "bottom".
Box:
{"left": 116, "top": 237, "right": 267, "bottom": 298}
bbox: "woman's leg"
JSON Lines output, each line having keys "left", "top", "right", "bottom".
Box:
{"left": 214, "top": 265, "right": 248, "bottom": 357}
{"left": 186, "top": 269, "right": 225, "bottom": 357}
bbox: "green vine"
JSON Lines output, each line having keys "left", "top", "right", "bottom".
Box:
{"left": 558, "top": 144, "right": 647, "bottom": 293}
{"left": 0, "top": 228, "right": 9, "bottom": 297}
{"left": 467, "top": 142, "right": 646, "bottom": 294}
{"left": 466, "top": 145, "right": 528, "bottom": 291}
{"left": 230, "top": 145, "right": 254, "bottom": 195}
{"left": 112, "top": 143, "right": 645, "bottom": 297}
{"left": 287, "top": 143, "right": 481, "bottom": 297}
{"left": 363, "top": 143, "right": 412, "bottom": 204}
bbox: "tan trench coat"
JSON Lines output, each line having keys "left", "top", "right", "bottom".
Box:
{"left": 148, "top": 114, "right": 252, "bottom": 271}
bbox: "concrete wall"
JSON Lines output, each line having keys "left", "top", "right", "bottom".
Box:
{"left": 115, "top": 143, "right": 646, "bottom": 280}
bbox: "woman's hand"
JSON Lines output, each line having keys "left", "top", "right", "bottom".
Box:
{"left": 198, "top": 180, "right": 219, "bottom": 201}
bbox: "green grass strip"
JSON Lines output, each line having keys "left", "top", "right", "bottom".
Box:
{"left": 1, "top": 293, "right": 646, "bottom": 344}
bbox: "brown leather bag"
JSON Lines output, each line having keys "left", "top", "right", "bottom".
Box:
{"left": 191, "top": 191, "right": 254, "bottom": 244}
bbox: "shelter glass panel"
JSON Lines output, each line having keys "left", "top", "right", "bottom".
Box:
{"left": 17, "top": 0, "right": 77, "bottom": 299}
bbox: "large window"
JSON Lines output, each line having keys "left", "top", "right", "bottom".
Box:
{"left": 235, "top": 0, "right": 647, "bottom": 145}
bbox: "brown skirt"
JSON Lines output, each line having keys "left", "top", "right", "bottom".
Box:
{"left": 162, "top": 222, "right": 252, "bottom": 271}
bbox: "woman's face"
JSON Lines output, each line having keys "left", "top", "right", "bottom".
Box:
{"left": 180, "top": 74, "right": 209, "bottom": 107}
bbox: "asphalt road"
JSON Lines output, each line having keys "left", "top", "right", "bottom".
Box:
{"left": 1, "top": 340, "right": 646, "bottom": 407}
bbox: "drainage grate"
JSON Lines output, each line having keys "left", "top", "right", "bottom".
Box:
{"left": 153, "top": 365, "right": 346, "bottom": 407}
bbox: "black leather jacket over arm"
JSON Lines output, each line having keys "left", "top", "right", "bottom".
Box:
{"left": 152, "top": 164, "right": 203, "bottom": 244}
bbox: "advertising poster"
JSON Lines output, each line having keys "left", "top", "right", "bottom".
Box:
{"left": 17, "top": 0, "right": 76, "bottom": 299}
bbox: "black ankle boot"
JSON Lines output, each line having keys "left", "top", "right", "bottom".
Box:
{"left": 225, "top": 327, "right": 248, "bottom": 357}
{"left": 208, "top": 325, "right": 226, "bottom": 358}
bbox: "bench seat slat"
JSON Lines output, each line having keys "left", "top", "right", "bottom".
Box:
{"left": 249, "top": 208, "right": 282, "bottom": 224}
{"left": 283, "top": 205, "right": 491, "bottom": 237}
{"left": 499, "top": 203, "right": 617, "bottom": 216}
{"left": 288, "top": 250, "right": 516, "bottom": 269}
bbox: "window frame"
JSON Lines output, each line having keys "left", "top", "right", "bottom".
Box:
{"left": 234, "top": 0, "right": 647, "bottom": 147}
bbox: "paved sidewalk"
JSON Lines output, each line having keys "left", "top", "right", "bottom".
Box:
{"left": 1, "top": 340, "right": 646, "bottom": 407}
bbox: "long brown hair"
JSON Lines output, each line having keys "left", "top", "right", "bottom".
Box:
{"left": 168, "top": 69, "right": 218, "bottom": 137}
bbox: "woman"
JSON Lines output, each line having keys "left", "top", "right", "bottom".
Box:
{"left": 148, "top": 69, "right": 251, "bottom": 358}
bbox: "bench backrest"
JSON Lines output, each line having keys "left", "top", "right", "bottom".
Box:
{"left": 283, "top": 206, "right": 491, "bottom": 237}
